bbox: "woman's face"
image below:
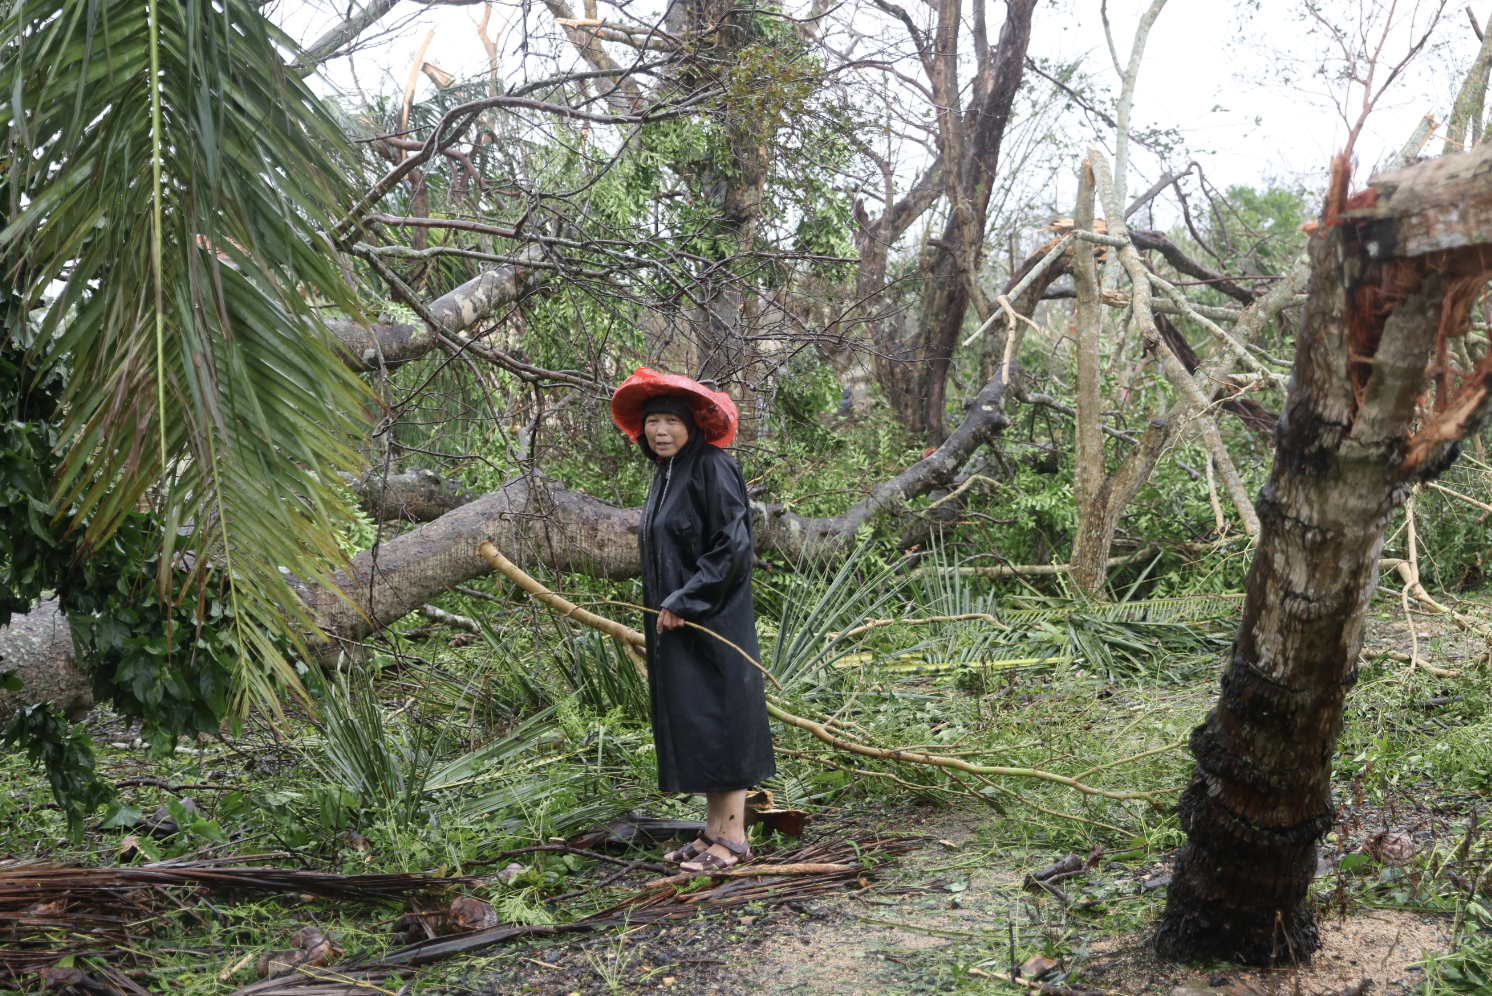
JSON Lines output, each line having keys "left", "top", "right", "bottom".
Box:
{"left": 644, "top": 412, "right": 689, "bottom": 458}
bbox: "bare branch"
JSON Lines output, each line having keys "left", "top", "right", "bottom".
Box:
{"left": 292, "top": 0, "right": 399, "bottom": 74}
{"left": 1444, "top": 6, "right": 1492, "bottom": 152}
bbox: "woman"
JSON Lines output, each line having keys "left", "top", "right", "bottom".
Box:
{"left": 610, "top": 368, "right": 775, "bottom": 872}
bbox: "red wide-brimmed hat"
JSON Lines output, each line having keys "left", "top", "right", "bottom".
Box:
{"left": 610, "top": 368, "right": 738, "bottom": 448}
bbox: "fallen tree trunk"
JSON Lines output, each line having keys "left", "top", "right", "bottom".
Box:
{"left": 5, "top": 308, "right": 1011, "bottom": 699}
{"left": 303, "top": 372, "right": 1012, "bottom": 645}
{"left": 343, "top": 468, "right": 476, "bottom": 523}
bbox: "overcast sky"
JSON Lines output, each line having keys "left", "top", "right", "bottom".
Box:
{"left": 284, "top": 0, "right": 1485, "bottom": 211}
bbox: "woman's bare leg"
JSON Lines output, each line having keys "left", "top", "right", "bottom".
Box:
{"left": 705, "top": 789, "right": 748, "bottom": 843}
{"left": 683, "top": 789, "right": 748, "bottom": 869}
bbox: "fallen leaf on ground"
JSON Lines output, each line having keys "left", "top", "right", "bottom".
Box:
{"left": 446, "top": 895, "right": 499, "bottom": 933}
{"left": 1363, "top": 830, "right": 1416, "bottom": 867}
{"left": 1020, "top": 953, "right": 1057, "bottom": 979}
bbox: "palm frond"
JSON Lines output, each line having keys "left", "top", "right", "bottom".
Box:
{"left": 1001, "top": 593, "right": 1246, "bottom": 625}
{"left": 763, "top": 540, "right": 902, "bottom": 688}
{"left": 0, "top": 0, "right": 373, "bottom": 704}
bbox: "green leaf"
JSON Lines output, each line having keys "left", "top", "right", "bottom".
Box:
{"left": 216, "top": 791, "right": 251, "bottom": 820}
{"left": 1338, "top": 852, "right": 1371, "bottom": 872}
{"left": 1, "top": 704, "right": 116, "bottom": 839}
{"left": 0, "top": 0, "right": 376, "bottom": 720}
{"left": 0, "top": 669, "right": 21, "bottom": 693}
{"left": 190, "top": 819, "right": 229, "bottom": 843}
{"left": 100, "top": 804, "right": 144, "bottom": 830}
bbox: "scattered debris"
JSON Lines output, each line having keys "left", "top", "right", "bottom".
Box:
{"left": 1021, "top": 952, "right": 1059, "bottom": 979}
{"left": 1362, "top": 830, "right": 1416, "bottom": 867}
{"left": 446, "top": 895, "right": 499, "bottom": 932}
{"left": 1023, "top": 849, "right": 1104, "bottom": 904}
{"left": 256, "top": 926, "right": 342, "bottom": 979}
{"left": 0, "top": 859, "right": 474, "bottom": 981}
{"left": 219, "top": 832, "right": 922, "bottom": 996}
{"left": 744, "top": 789, "right": 813, "bottom": 837}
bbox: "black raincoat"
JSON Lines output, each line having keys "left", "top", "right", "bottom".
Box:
{"left": 639, "top": 426, "right": 776, "bottom": 794}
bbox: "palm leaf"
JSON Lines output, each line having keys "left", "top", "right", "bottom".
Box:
{"left": 1001, "top": 593, "right": 1247, "bottom": 625}
{"left": 0, "top": 0, "right": 373, "bottom": 707}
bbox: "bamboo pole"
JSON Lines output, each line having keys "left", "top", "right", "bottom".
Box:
{"left": 477, "top": 541, "right": 648, "bottom": 678}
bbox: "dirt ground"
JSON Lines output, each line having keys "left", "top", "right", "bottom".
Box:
{"left": 471, "top": 801, "right": 1456, "bottom": 996}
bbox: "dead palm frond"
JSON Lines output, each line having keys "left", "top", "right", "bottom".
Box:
{"left": 0, "top": 0, "right": 372, "bottom": 707}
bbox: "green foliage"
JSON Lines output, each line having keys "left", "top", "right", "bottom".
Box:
{"left": 70, "top": 525, "right": 248, "bottom": 753}
{"left": 767, "top": 349, "right": 843, "bottom": 447}
{"left": 0, "top": 302, "right": 285, "bottom": 822}
{"left": 718, "top": 36, "right": 821, "bottom": 150}
{"left": 2, "top": 703, "right": 114, "bottom": 840}
{"left": 0, "top": 0, "right": 373, "bottom": 711}
{"left": 1423, "top": 929, "right": 1492, "bottom": 993}
{"left": 1218, "top": 182, "right": 1312, "bottom": 274}
{"left": 563, "top": 632, "right": 650, "bottom": 718}
{"left": 312, "top": 666, "right": 436, "bottom": 828}
{"left": 0, "top": 336, "right": 70, "bottom": 624}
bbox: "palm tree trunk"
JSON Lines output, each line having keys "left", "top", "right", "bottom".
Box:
{"left": 1157, "top": 149, "right": 1492, "bottom": 963}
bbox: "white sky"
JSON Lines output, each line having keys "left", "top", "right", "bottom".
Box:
{"left": 280, "top": 0, "right": 1485, "bottom": 215}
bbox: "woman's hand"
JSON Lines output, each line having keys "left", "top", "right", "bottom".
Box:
{"left": 656, "top": 608, "right": 686, "bottom": 633}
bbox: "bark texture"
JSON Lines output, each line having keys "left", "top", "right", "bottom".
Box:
{"left": 1156, "top": 148, "right": 1492, "bottom": 964}
{"left": 343, "top": 468, "right": 477, "bottom": 522}
{"left": 871, "top": 0, "right": 1036, "bottom": 442}
{"left": 1070, "top": 164, "right": 1105, "bottom": 531}
{"left": 0, "top": 599, "right": 91, "bottom": 721}
{"left": 327, "top": 317, "right": 431, "bottom": 372}
{"left": 327, "top": 249, "right": 550, "bottom": 373}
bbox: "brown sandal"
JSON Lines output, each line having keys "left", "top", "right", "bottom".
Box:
{"left": 664, "top": 837, "right": 712, "bottom": 863}
{"left": 681, "top": 836, "right": 751, "bottom": 873}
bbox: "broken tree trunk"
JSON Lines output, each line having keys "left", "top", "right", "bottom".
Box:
{"left": 1070, "top": 163, "right": 1106, "bottom": 534}
{"left": 1064, "top": 152, "right": 1300, "bottom": 595}
{"left": 1156, "top": 148, "right": 1492, "bottom": 964}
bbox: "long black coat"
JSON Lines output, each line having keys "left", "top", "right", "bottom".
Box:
{"left": 639, "top": 429, "right": 776, "bottom": 793}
